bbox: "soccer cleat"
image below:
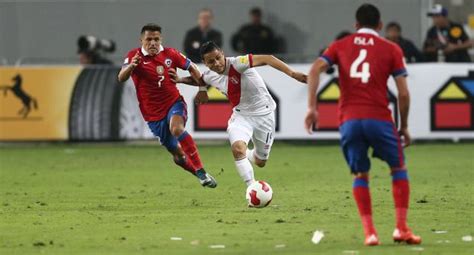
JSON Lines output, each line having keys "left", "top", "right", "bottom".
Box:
{"left": 198, "top": 172, "right": 217, "bottom": 188}
{"left": 364, "top": 234, "right": 380, "bottom": 246}
{"left": 393, "top": 228, "right": 422, "bottom": 245}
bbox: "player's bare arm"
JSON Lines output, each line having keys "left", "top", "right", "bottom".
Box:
{"left": 304, "top": 58, "right": 329, "bottom": 134}
{"left": 118, "top": 51, "right": 141, "bottom": 82}
{"left": 251, "top": 55, "right": 307, "bottom": 83}
{"left": 188, "top": 63, "right": 207, "bottom": 88}
{"left": 394, "top": 75, "right": 411, "bottom": 147}
{"left": 168, "top": 69, "right": 197, "bottom": 86}
{"left": 168, "top": 67, "right": 209, "bottom": 104}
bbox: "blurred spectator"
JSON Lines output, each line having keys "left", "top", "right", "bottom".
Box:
{"left": 231, "top": 7, "right": 277, "bottom": 54}
{"left": 385, "top": 22, "right": 423, "bottom": 63}
{"left": 423, "top": 4, "right": 472, "bottom": 62}
{"left": 183, "top": 8, "right": 222, "bottom": 63}
{"left": 77, "top": 35, "right": 114, "bottom": 65}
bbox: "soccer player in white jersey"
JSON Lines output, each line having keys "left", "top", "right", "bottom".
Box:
{"left": 169, "top": 41, "right": 306, "bottom": 186}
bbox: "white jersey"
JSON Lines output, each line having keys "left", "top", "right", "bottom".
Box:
{"left": 202, "top": 54, "right": 276, "bottom": 116}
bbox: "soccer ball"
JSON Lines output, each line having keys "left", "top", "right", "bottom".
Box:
{"left": 246, "top": 181, "right": 273, "bottom": 208}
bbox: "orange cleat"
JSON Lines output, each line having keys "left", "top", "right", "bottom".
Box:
{"left": 393, "top": 228, "right": 422, "bottom": 245}
{"left": 364, "top": 234, "right": 381, "bottom": 246}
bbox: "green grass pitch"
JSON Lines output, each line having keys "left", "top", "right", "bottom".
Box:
{"left": 1, "top": 142, "right": 473, "bottom": 254}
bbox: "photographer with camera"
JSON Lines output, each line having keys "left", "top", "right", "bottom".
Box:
{"left": 423, "top": 4, "right": 472, "bottom": 62}
{"left": 77, "top": 35, "right": 115, "bottom": 65}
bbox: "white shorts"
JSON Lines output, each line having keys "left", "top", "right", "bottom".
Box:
{"left": 227, "top": 111, "right": 276, "bottom": 160}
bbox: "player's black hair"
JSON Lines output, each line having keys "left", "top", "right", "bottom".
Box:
{"left": 141, "top": 23, "right": 162, "bottom": 34}
{"left": 200, "top": 41, "right": 221, "bottom": 59}
{"left": 250, "top": 7, "right": 262, "bottom": 17}
{"left": 386, "top": 21, "right": 401, "bottom": 32}
{"left": 356, "top": 4, "right": 381, "bottom": 29}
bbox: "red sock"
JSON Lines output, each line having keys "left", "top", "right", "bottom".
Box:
{"left": 173, "top": 155, "right": 197, "bottom": 174}
{"left": 353, "top": 176, "right": 376, "bottom": 236}
{"left": 392, "top": 170, "right": 410, "bottom": 230}
{"left": 177, "top": 131, "right": 203, "bottom": 170}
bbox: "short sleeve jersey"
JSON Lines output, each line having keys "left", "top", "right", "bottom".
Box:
{"left": 320, "top": 28, "right": 407, "bottom": 124}
{"left": 202, "top": 54, "right": 276, "bottom": 116}
{"left": 123, "top": 46, "right": 191, "bottom": 121}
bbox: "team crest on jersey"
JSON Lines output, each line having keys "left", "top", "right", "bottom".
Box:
{"left": 230, "top": 76, "right": 239, "bottom": 85}
{"left": 156, "top": 65, "right": 164, "bottom": 75}
{"left": 165, "top": 58, "right": 172, "bottom": 67}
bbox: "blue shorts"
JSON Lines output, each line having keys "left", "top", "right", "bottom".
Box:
{"left": 147, "top": 99, "right": 187, "bottom": 152}
{"left": 339, "top": 119, "right": 405, "bottom": 173}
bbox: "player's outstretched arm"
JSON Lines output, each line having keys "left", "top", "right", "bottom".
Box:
{"left": 168, "top": 68, "right": 209, "bottom": 105}
{"left": 252, "top": 55, "right": 307, "bottom": 83}
{"left": 168, "top": 69, "right": 198, "bottom": 86}
{"left": 304, "top": 58, "right": 329, "bottom": 134}
{"left": 394, "top": 75, "right": 411, "bottom": 147}
{"left": 118, "top": 51, "right": 141, "bottom": 82}
{"left": 188, "top": 63, "right": 207, "bottom": 87}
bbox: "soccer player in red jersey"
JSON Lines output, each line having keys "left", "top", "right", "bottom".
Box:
{"left": 118, "top": 23, "right": 217, "bottom": 188}
{"left": 304, "top": 4, "right": 421, "bottom": 246}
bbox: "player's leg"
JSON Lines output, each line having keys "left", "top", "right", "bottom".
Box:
{"left": 340, "top": 120, "right": 379, "bottom": 246}
{"left": 170, "top": 145, "right": 196, "bottom": 175}
{"left": 147, "top": 120, "right": 194, "bottom": 174}
{"left": 365, "top": 120, "right": 421, "bottom": 244}
{"left": 168, "top": 100, "right": 216, "bottom": 188}
{"left": 169, "top": 115, "right": 204, "bottom": 170}
{"left": 228, "top": 114, "right": 255, "bottom": 186}
{"left": 148, "top": 119, "right": 209, "bottom": 185}
{"left": 250, "top": 112, "right": 276, "bottom": 168}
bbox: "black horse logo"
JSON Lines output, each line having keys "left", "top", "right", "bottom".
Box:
{"left": 1, "top": 74, "right": 38, "bottom": 118}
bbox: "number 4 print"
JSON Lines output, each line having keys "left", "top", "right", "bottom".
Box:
{"left": 350, "top": 49, "right": 370, "bottom": 83}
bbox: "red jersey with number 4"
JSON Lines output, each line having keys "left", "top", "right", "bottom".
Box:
{"left": 320, "top": 28, "right": 407, "bottom": 125}
{"left": 123, "top": 46, "right": 191, "bottom": 121}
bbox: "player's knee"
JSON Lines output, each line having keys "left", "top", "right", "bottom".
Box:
{"left": 170, "top": 125, "right": 185, "bottom": 137}
{"left": 231, "top": 142, "right": 247, "bottom": 160}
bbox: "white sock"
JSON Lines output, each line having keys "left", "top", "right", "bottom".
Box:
{"left": 246, "top": 149, "right": 256, "bottom": 164}
{"left": 235, "top": 158, "right": 255, "bottom": 186}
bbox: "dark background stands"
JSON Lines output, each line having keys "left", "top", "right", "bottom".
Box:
{"left": 385, "top": 22, "right": 423, "bottom": 63}
{"left": 422, "top": 5, "right": 472, "bottom": 62}
{"left": 231, "top": 7, "right": 278, "bottom": 54}
{"left": 183, "top": 8, "right": 222, "bottom": 63}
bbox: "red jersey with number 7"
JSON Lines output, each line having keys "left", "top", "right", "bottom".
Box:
{"left": 123, "top": 46, "right": 191, "bottom": 121}
{"left": 320, "top": 28, "right": 407, "bottom": 125}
